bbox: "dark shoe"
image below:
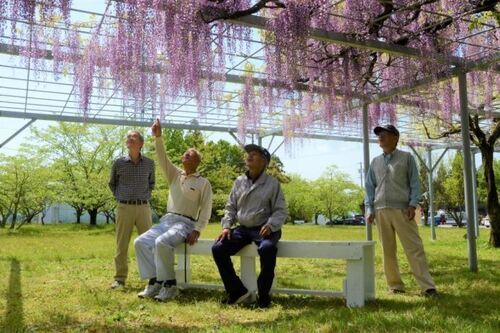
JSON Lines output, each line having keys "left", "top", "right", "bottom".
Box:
{"left": 423, "top": 289, "right": 439, "bottom": 298}
{"left": 257, "top": 295, "right": 271, "bottom": 308}
{"left": 389, "top": 289, "right": 405, "bottom": 294}
{"left": 220, "top": 289, "right": 251, "bottom": 305}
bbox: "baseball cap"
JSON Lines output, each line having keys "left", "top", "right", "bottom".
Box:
{"left": 244, "top": 144, "right": 271, "bottom": 163}
{"left": 374, "top": 124, "right": 400, "bottom": 137}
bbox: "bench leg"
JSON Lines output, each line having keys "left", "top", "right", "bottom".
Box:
{"left": 346, "top": 259, "right": 365, "bottom": 308}
{"left": 175, "top": 253, "right": 192, "bottom": 284}
{"left": 363, "top": 245, "right": 375, "bottom": 301}
{"left": 240, "top": 256, "right": 257, "bottom": 302}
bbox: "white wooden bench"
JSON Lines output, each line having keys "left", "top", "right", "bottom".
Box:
{"left": 175, "top": 240, "right": 375, "bottom": 307}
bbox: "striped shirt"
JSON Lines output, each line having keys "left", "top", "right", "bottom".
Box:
{"left": 109, "top": 154, "right": 155, "bottom": 201}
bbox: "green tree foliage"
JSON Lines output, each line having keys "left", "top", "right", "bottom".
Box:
{"left": 17, "top": 165, "right": 56, "bottom": 227}
{"left": 282, "top": 174, "right": 317, "bottom": 223}
{"left": 267, "top": 156, "right": 291, "bottom": 184}
{"left": 313, "top": 166, "right": 364, "bottom": 222}
{"left": 433, "top": 163, "right": 448, "bottom": 215}
{"left": 433, "top": 152, "right": 466, "bottom": 227}
{"left": 0, "top": 154, "right": 54, "bottom": 229}
{"left": 200, "top": 141, "right": 246, "bottom": 219}
{"left": 30, "top": 123, "right": 124, "bottom": 225}
{"left": 443, "top": 152, "right": 466, "bottom": 226}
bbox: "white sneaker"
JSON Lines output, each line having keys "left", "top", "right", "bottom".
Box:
{"left": 154, "top": 286, "right": 180, "bottom": 302}
{"left": 137, "top": 283, "right": 162, "bottom": 298}
{"left": 110, "top": 280, "right": 125, "bottom": 289}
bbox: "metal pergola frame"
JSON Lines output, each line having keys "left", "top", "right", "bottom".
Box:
{"left": 1, "top": 1, "right": 499, "bottom": 271}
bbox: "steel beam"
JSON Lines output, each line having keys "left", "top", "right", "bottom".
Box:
{"left": 0, "top": 118, "right": 36, "bottom": 149}
{"left": 458, "top": 72, "right": 478, "bottom": 272}
{"left": 0, "top": 109, "right": 239, "bottom": 133}
{"left": 362, "top": 104, "right": 372, "bottom": 241}
{"left": 471, "top": 149, "right": 480, "bottom": 238}
{"left": 427, "top": 147, "right": 436, "bottom": 240}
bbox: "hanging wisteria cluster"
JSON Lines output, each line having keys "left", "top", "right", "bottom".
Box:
{"left": 0, "top": 0, "right": 498, "bottom": 138}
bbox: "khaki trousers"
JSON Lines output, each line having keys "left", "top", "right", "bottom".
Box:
{"left": 375, "top": 208, "right": 435, "bottom": 292}
{"left": 114, "top": 203, "right": 152, "bottom": 282}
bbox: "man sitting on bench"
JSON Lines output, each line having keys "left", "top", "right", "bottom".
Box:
{"left": 212, "top": 144, "right": 288, "bottom": 308}
{"left": 134, "top": 119, "right": 213, "bottom": 302}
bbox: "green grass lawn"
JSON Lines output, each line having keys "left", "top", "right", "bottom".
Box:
{"left": 1, "top": 223, "right": 499, "bottom": 333}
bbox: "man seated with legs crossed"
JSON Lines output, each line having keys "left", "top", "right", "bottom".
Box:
{"left": 212, "top": 144, "right": 288, "bottom": 308}
{"left": 134, "top": 119, "right": 213, "bottom": 302}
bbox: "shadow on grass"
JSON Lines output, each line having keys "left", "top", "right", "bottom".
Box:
{"left": 1, "top": 258, "right": 24, "bottom": 333}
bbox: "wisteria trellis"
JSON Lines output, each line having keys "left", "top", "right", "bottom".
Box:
{"left": 1, "top": 0, "right": 498, "bottom": 142}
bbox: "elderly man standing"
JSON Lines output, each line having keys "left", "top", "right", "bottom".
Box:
{"left": 109, "top": 130, "right": 155, "bottom": 289}
{"left": 133, "top": 119, "right": 212, "bottom": 302}
{"left": 365, "top": 124, "right": 438, "bottom": 297}
{"left": 212, "top": 144, "right": 288, "bottom": 308}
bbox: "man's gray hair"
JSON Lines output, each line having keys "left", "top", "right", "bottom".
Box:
{"left": 187, "top": 148, "right": 202, "bottom": 163}
{"left": 127, "top": 130, "right": 144, "bottom": 142}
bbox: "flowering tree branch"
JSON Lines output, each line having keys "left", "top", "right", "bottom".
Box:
{"left": 201, "top": 0, "right": 285, "bottom": 23}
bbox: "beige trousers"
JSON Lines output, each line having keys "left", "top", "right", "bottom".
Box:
{"left": 114, "top": 203, "right": 152, "bottom": 282}
{"left": 375, "top": 208, "right": 435, "bottom": 292}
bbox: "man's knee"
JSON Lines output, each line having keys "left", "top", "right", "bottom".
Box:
{"left": 258, "top": 242, "right": 277, "bottom": 257}
{"left": 212, "top": 241, "right": 226, "bottom": 258}
{"left": 155, "top": 235, "right": 176, "bottom": 249}
{"left": 134, "top": 235, "right": 148, "bottom": 250}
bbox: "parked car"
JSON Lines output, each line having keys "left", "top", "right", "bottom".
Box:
{"left": 434, "top": 214, "right": 447, "bottom": 226}
{"left": 342, "top": 214, "right": 365, "bottom": 225}
{"left": 326, "top": 218, "right": 344, "bottom": 225}
{"left": 481, "top": 215, "right": 490, "bottom": 228}
{"left": 354, "top": 214, "right": 366, "bottom": 225}
{"left": 433, "top": 212, "right": 467, "bottom": 226}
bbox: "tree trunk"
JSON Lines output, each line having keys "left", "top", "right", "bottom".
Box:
{"left": 9, "top": 212, "right": 17, "bottom": 229}
{"left": 423, "top": 206, "right": 429, "bottom": 225}
{"left": 26, "top": 215, "right": 34, "bottom": 224}
{"left": 481, "top": 147, "right": 500, "bottom": 247}
{"left": 75, "top": 207, "right": 83, "bottom": 224}
{"left": 0, "top": 212, "right": 10, "bottom": 228}
{"left": 88, "top": 208, "right": 98, "bottom": 226}
{"left": 16, "top": 220, "right": 27, "bottom": 230}
{"left": 106, "top": 215, "right": 110, "bottom": 224}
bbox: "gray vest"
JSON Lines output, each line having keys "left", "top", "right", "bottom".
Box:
{"left": 372, "top": 149, "right": 412, "bottom": 210}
